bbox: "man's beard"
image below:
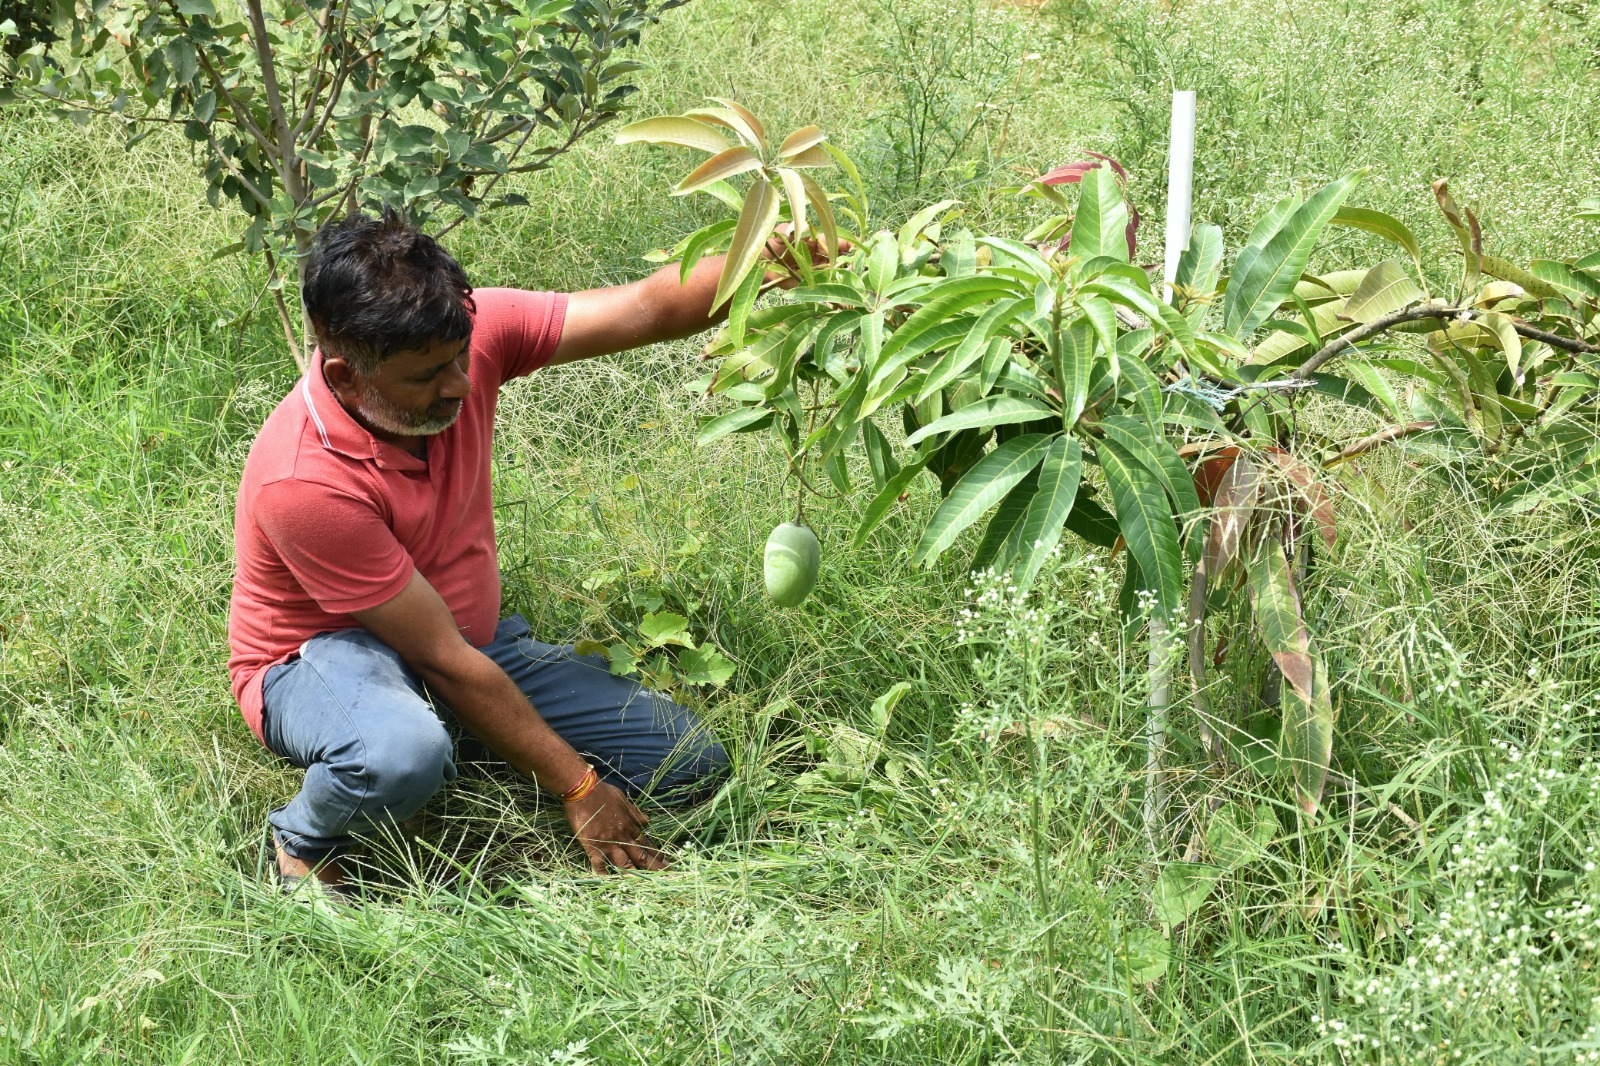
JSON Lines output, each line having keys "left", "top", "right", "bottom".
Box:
{"left": 354, "top": 381, "right": 463, "bottom": 437}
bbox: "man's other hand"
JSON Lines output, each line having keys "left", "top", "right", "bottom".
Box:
{"left": 564, "top": 780, "right": 669, "bottom": 873}
{"left": 762, "top": 223, "right": 853, "bottom": 291}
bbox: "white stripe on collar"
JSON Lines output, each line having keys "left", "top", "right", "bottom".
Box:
{"left": 300, "top": 375, "right": 332, "bottom": 450}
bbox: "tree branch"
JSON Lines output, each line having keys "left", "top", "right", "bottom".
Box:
{"left": 1322, "top": 421, "right": 1439, "bottom": 468}
{"left": 1291, "top": 302, "right": 1456, "bottom": 380}
{"left": 1513, "top": 321, "right": 1600, "bottom": 357}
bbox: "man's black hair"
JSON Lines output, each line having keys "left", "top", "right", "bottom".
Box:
{"left": 301, "top": 209, "right": 477, "bottom": 376}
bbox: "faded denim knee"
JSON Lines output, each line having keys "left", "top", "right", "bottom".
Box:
{"left": 352, "top": 719, "right": 458, "bottom": 830}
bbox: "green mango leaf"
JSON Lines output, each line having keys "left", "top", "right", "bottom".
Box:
{"left": 917, "top": 298, "right": 1029, "bottom": 401}
{"left": 1329, "top": 206, "right": 1423, "bottom": 273}
{"left": 869, "top": 681, "right": 913, "bottom": 735}
{"left": 969, "top": 465, "right": 1041, "bottom": 573}
{"left": 1341, "top": 260, "right": 1425, "bottom": 323}
{"left": 1530, "top": 259, "right": 1600, "bottom": 302}
{"left": 696, "top": 406, "right": 772, "bottom": 445}
{"left": 913, "top": 434, "right": 1054, "bottom": 566}
{"left": 1010, "top": 436, "right": 1083, "bottom": 591}
{"left": 1282, "top": 651, "right": 1335, "bottom": 814}
{"left": 1153, "top": 862, "right": 1224, "bottom": 934}
{"left": 1099, "top": 416, "right": 1201, "bottom": 541}
{"left": 904, "top": 396, "right": 1057, "bottom": 446}
{"left": 863, "top": 419, "right": 900, "bottom": 489}
{"left": 1099, "top": 438, "right": 1184, "bottom": 617}
{"left": 1225, "top": 174, "right": 1359, "bottom": 337}
{"left": 1069, "top": 164, "right": 1130, "bottom": 262}
{"left": 852, "top": 462, "right": 928, "bottom": 548}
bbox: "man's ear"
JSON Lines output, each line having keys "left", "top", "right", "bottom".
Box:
{"left": 322, "top": 356, "right": 362, "bottom": 404}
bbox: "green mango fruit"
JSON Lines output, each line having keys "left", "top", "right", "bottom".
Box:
{"left": 764, "top": 522, "right": 821, "bottom": 607}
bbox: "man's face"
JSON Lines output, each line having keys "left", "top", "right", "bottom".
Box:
{"left": 333, "top": 336, "right": 472, "bottom": 439}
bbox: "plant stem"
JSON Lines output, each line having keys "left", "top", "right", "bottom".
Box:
{"left": 1144, "top": 615, "right": 1171, "bottom": 853}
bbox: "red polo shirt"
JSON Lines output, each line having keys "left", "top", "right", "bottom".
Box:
{"left": 227, "top": 288, "right": 568, "bottom": 743}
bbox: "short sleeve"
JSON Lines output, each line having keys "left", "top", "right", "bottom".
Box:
{"left": 252, "top": 478, "right": 415, "bottom": 614}
{"left": 470, "top": 288, "right": 569, "bottom": 384}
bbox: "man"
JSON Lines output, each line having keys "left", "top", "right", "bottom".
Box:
{"left": 228, "top": 211, "right": 803, "bottom": 889}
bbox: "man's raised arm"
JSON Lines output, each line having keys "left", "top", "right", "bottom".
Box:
{"left": 547, "top": 232, "right": 845, "bottom": 366}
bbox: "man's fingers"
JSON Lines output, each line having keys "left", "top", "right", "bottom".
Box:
{"left": 586, "top": 847, "right": 606, "bottom": 875}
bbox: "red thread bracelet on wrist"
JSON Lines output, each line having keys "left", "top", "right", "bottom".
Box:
{"left": 559, "top": 765, "right": 599, "bottom": 803}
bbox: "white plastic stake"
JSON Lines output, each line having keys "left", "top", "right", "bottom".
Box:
{"left": 1162, "top": 90, "right": 1197, "bottom": 302}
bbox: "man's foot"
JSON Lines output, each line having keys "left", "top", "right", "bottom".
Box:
{"left": 275, "top": 835, "right": 347, "bottom": 894}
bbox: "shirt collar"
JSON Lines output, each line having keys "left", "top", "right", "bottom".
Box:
{"left": 302, "top": 350, "right": 429, "bottom": 472}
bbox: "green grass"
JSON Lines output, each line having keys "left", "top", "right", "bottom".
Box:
{"left": 4, "top": 0, "right": 1600, "bottom": 1061}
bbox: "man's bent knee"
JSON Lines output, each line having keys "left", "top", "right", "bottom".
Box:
{"left": 357, "top": 721, "right": 457, "bottom": 824}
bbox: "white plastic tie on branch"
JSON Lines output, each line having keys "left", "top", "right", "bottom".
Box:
{"left": 1162, "top": 90, "right": 1197, "bottom": 303}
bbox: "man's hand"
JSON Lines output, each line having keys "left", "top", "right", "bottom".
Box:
{"left": 564, "top": 780, "right": 668, "bottom": 872}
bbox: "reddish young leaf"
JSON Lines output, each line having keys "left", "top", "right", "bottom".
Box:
{"left": 1039, "top": 154, "right": 1140, "bottom": 257}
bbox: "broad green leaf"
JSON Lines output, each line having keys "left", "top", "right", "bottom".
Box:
{"left": 904, "top": 396, "right": 1057, "bottom": 446}
{"left": 867, "top": 231, "right": 898, "bottom": 295}
{"left": 615, "top": 116, "right": 731, "bottom": 154}
{"left": 1225, "top": 174, "right": 1359, "bottom": 337}
{"left": 1100, "top": 416, "right": 1201, "bottom": 534}
{"left": 852, "top": 461, "right": 927, "bottom": 548}
{"left": 1247, "top": 538, "right": 1312, "bottom": 701}
{"left": 1118, "top": 926, "right": 1170, "bottom": 983}
{"left": 1113, "top": 357, "right": 1164, "bottom": 437}
{"left": 1011, "top": 436, "right": 1083, "bottom": 591}
{"left": 1056, "top": 317, "right": 1096, "bottom": 429}
{"left": 678, "top": 645, "right": 736, "bottom": 687}
{"left": 1339, "top": 360, "right": 1403, "bottom": 421}
{"left": 1206, "top": 801, "right": 1276, "bottom": 869}
{"left": 1078, "top": 295, "right": 1119, "bottom": 356}
{"left": 674, "top": 146, "right": 762, "bottom": 195}
{"left": 1330, "top": 206, "right": 1423, "bottom": 272}
{"left": 713, "top": 178, "right": 781, "bottom": 311}
{"left": 696, "top": 405, "right": 771, "bottom": 445}
{"left": 1099, "top": 438, "right": 1184, "bottom": 616}
{"left": 1480, "top": 310, "right": 1524, "bottom": 385}
{"left": 1531, "top": 259, "right": 1600, "bottom": 302}
{"left": 1281, "top": 651, "right": 1335, "bottom": 814}
{"left": 1068, "top": 164, "right": 1130, "bottom": 262}
{"left": 862, "top": 420, "right": 900, "bottom": 489}
{"left": 722, "top": 258, "right": 766, "bottom": 349}
{"left": 917, "top": 298, "right": 1029, "bottom": 401}
{"left": 777, "top": 124, "right": 825, "bottom": 159}
{"left": 1078, "top": 276, "right": 1197, "bottom": 358}
{"left": 1153, "top": 862, "right": 1224, "bottom": 934}
{"left": 913, "top": 434, "right": 1053, "bottom": 566}
{"left": 970, "top": 466, "right": 1041, "bottom": 573}
{"left": 1341, "top": 260, "right": 1424, "bottom": 323}
{"left": 640, "top": 610, "right": 694, "bottom": 649}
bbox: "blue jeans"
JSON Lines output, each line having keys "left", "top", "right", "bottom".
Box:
{"left": 260, "top": 614, "right": 728, "bottom": 863}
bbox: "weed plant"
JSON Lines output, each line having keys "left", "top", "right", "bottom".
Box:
{"left": 4, "top": 0, "right": 1600, "bottom": 1061}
